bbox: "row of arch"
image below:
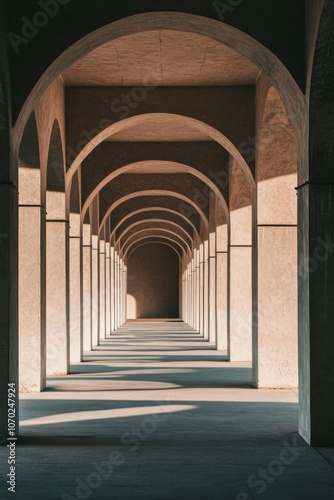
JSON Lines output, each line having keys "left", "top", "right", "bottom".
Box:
{"left": 0, "top": 3, "right": 332, "bottom": 446}
{"left": 17, "top": 73, "right": 298, "bottom": 389}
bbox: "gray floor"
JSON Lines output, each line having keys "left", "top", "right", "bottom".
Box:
{"left": 1, "top": 321, "right": 334, "bottom": 499}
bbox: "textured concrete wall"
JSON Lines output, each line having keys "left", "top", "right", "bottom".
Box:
{"left": 127, "top": 243, "right": 179, "bottom": 319}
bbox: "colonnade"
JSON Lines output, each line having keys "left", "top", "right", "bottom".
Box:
{"left": 0, "top": 3, "right": 332, "bottom": 448}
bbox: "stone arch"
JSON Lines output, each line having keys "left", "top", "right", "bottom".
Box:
{"left": 70, "top": 114, "right": 254, "bottom": 192}
{"left": 46, "top": 118, "right": 66, "bottom": 219}
{"left": 112, "top": 207, "right": 198, "bottom": 242}
{"left": 109, "top": 197, "right": 203, "bottom": 239}
{"left": 117, "top": 217, "right": 193, "bottom": 245}
{"left": 81, "top": 158, "right": 230, "bottom": 228}
{"left": 121, "top": 226, "right": 191, "bottom": 255}
{"left": 128, "top": 240, "right": 183, "bottom": 262}
{"left": 46, "top": 120, "right": 65, "bottom": 193}
{"left": 14, "top": 12, "right": 305, "bottom": 150}
{"left": 18, "top": 111, "right": 42, "bottom": 205}
{"left": 100, "top": 190, "right": 209, "bottom": 234}
{"left": 69, "top": 169, "right": 81, "bottom": 215}
{"left": 125, "top": 234, "right": 187, "bottom": 262}
{"left": 19, "top": 111, "right": 40, "bottom": 169}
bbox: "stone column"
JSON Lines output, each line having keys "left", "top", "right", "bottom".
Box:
{"left": 110, "top": 246, "right": 116, "bottom": 332}
{"left": 46, "top": 210, "right": 69, "bottom": 376}
{"left": 253, "top": 225, "right": 297, "bottom": 387}
{"left": 195, "top": 248, "right": 200, "bottom": 332}
{"left": 186, "top": 265, "right": 189, "bottom": 324}
{"left": 216, "top": 251, "right": 228, "bottom": 351}
{"left": 69, "top": 213, "right": 82, "bottom": 363}
{"left": 203, "top": 240, "right": 209, "bottom": 340}
{"left": 99, "top": 239, "right": 106, "bottom": 341}
{"left": 208, "top": 194, "right": 217, "bottom": 344}
{"left": 182, "top": 268, "right": 187, "bottom": 323}
{"left": 82, "top": 223, "right": 92, "bottom": 351}
{"left": 114, "top": 253, "right": 118, "bottom": 329}
{"left": 105, "top": 243, "right": 111, "bottom": 336}
{"left": 186, "top": 261, "right": 191, "bottom": 326}
{"left": 91, "top": 234, "right": 99, "bottom": 347}
{"left": 253, "top": 179, "right": 297, "bottom": 388}
{"left": 18, "top": 167, "right": 46, "bottom": 391}
{"left": 215, "top": 217, "right": 228, "bottom": 351}
{"left": 191, "top": 259, "right": 196, "bottom": 329}
{"left": 209, "top": 232, "right": 217, "bottom": 344}
{"left": 299, "top": 183, "right": 334, "bottom": 445}
{"left": 228, "top": 247, "right": 251, "bottom": 359}
{"left": 299, "top": 28, "right": 334, "bottom": 441}
{"left": 0, "top": 180, "right": 18, "bottom": 443}
{"left": 115, "top": 253, "right": 120, "bottom": 329}
{"left": 199, "top": 244, "right": 205, "bottom": 336}
{"left": 122, "top": 262, "right": 127, "bottom": 324}
{"left": 179, "top": 262, "right": 183, "bottom": 320}
{"left": 0, "top": 73, "right": 18, "bottom": 442}
{"left": 185, "top": 263, "right": 190, "bottom": 325}
{"left": 208, "top": 253, "right": 216, "bottom": 343}
{"left": 229, "top": 160, "right": 252, "bottom": 360}
{"left": 253, "top": 86, "right": 298, "bottom": 389}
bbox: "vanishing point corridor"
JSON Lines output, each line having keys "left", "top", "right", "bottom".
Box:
{"left": 2, "top": 2, "right": 334, "bottom": 499}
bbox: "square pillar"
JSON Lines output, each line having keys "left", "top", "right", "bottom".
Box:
{"left": 299, "top": 184, "right": 334, "bottom": 445}
{"left": 0, "top": 183, "right": 18, "bottom": 443}
{"left": 69, "top": 214, "right": 82, "bottom": 364}
{"left": 208, "top": 256, "right": 216, "bottom": 343}
{"left": 46, "top": 219, "right": 69, "bottom": 376}
{"left": 91, "top": 235, "right": 99, "bottom": 346}
{"left": 19, "top": 205, "right": 46, "bottom": 391}
{"left": 199, "top": 260, "right": 204, "bottom": 335}
{"left": 229, "top": 246, "right": 252, "bottom": 360}
{"left": 122, "top": 263, "right": 127, "bottom": 325}
{"left": 182, "top": 270, "right": 187, "bottom": 322}
{"left": 203, "top": 259, "right": 209, "bottom": 339}
{"left": 253, "top": 225, "right": 298, "bottom": 388}
{"left": 216, "top": 251, "right": 228, "bottom": 351}
{"left": 105, "top": 244, "right": 111, "bottom": 336}
{"left": 110, "top": 247, "right": 116, "bottom": 332}
{"left": 99, "top": 240, "right": 106, "bottom": 341}
{"left": 82, "top": 224, "right": 92, "bottom": 351}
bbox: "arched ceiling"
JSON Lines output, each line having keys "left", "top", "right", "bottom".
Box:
{"left": 55, "top": 15, "right": 299, "bottom": 266}
{"left": 62, "top": 30, "right": 260, "bottom": 87}
{"left": 114, "top": 210, "right": 195, "bottom": 241}
{"left": 109, "top": 198, "right": 202, "bottom": 238}
{"left": 127, "top": 238, "right": 183, "bottom": 261}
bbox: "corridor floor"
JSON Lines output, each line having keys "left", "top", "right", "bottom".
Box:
{"left": 1, "top": 321, "right": 334, "bottom": 499}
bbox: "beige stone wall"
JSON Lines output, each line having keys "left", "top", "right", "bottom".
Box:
{"left": 127, "top": 243, "right": 180, "bottom": 319}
